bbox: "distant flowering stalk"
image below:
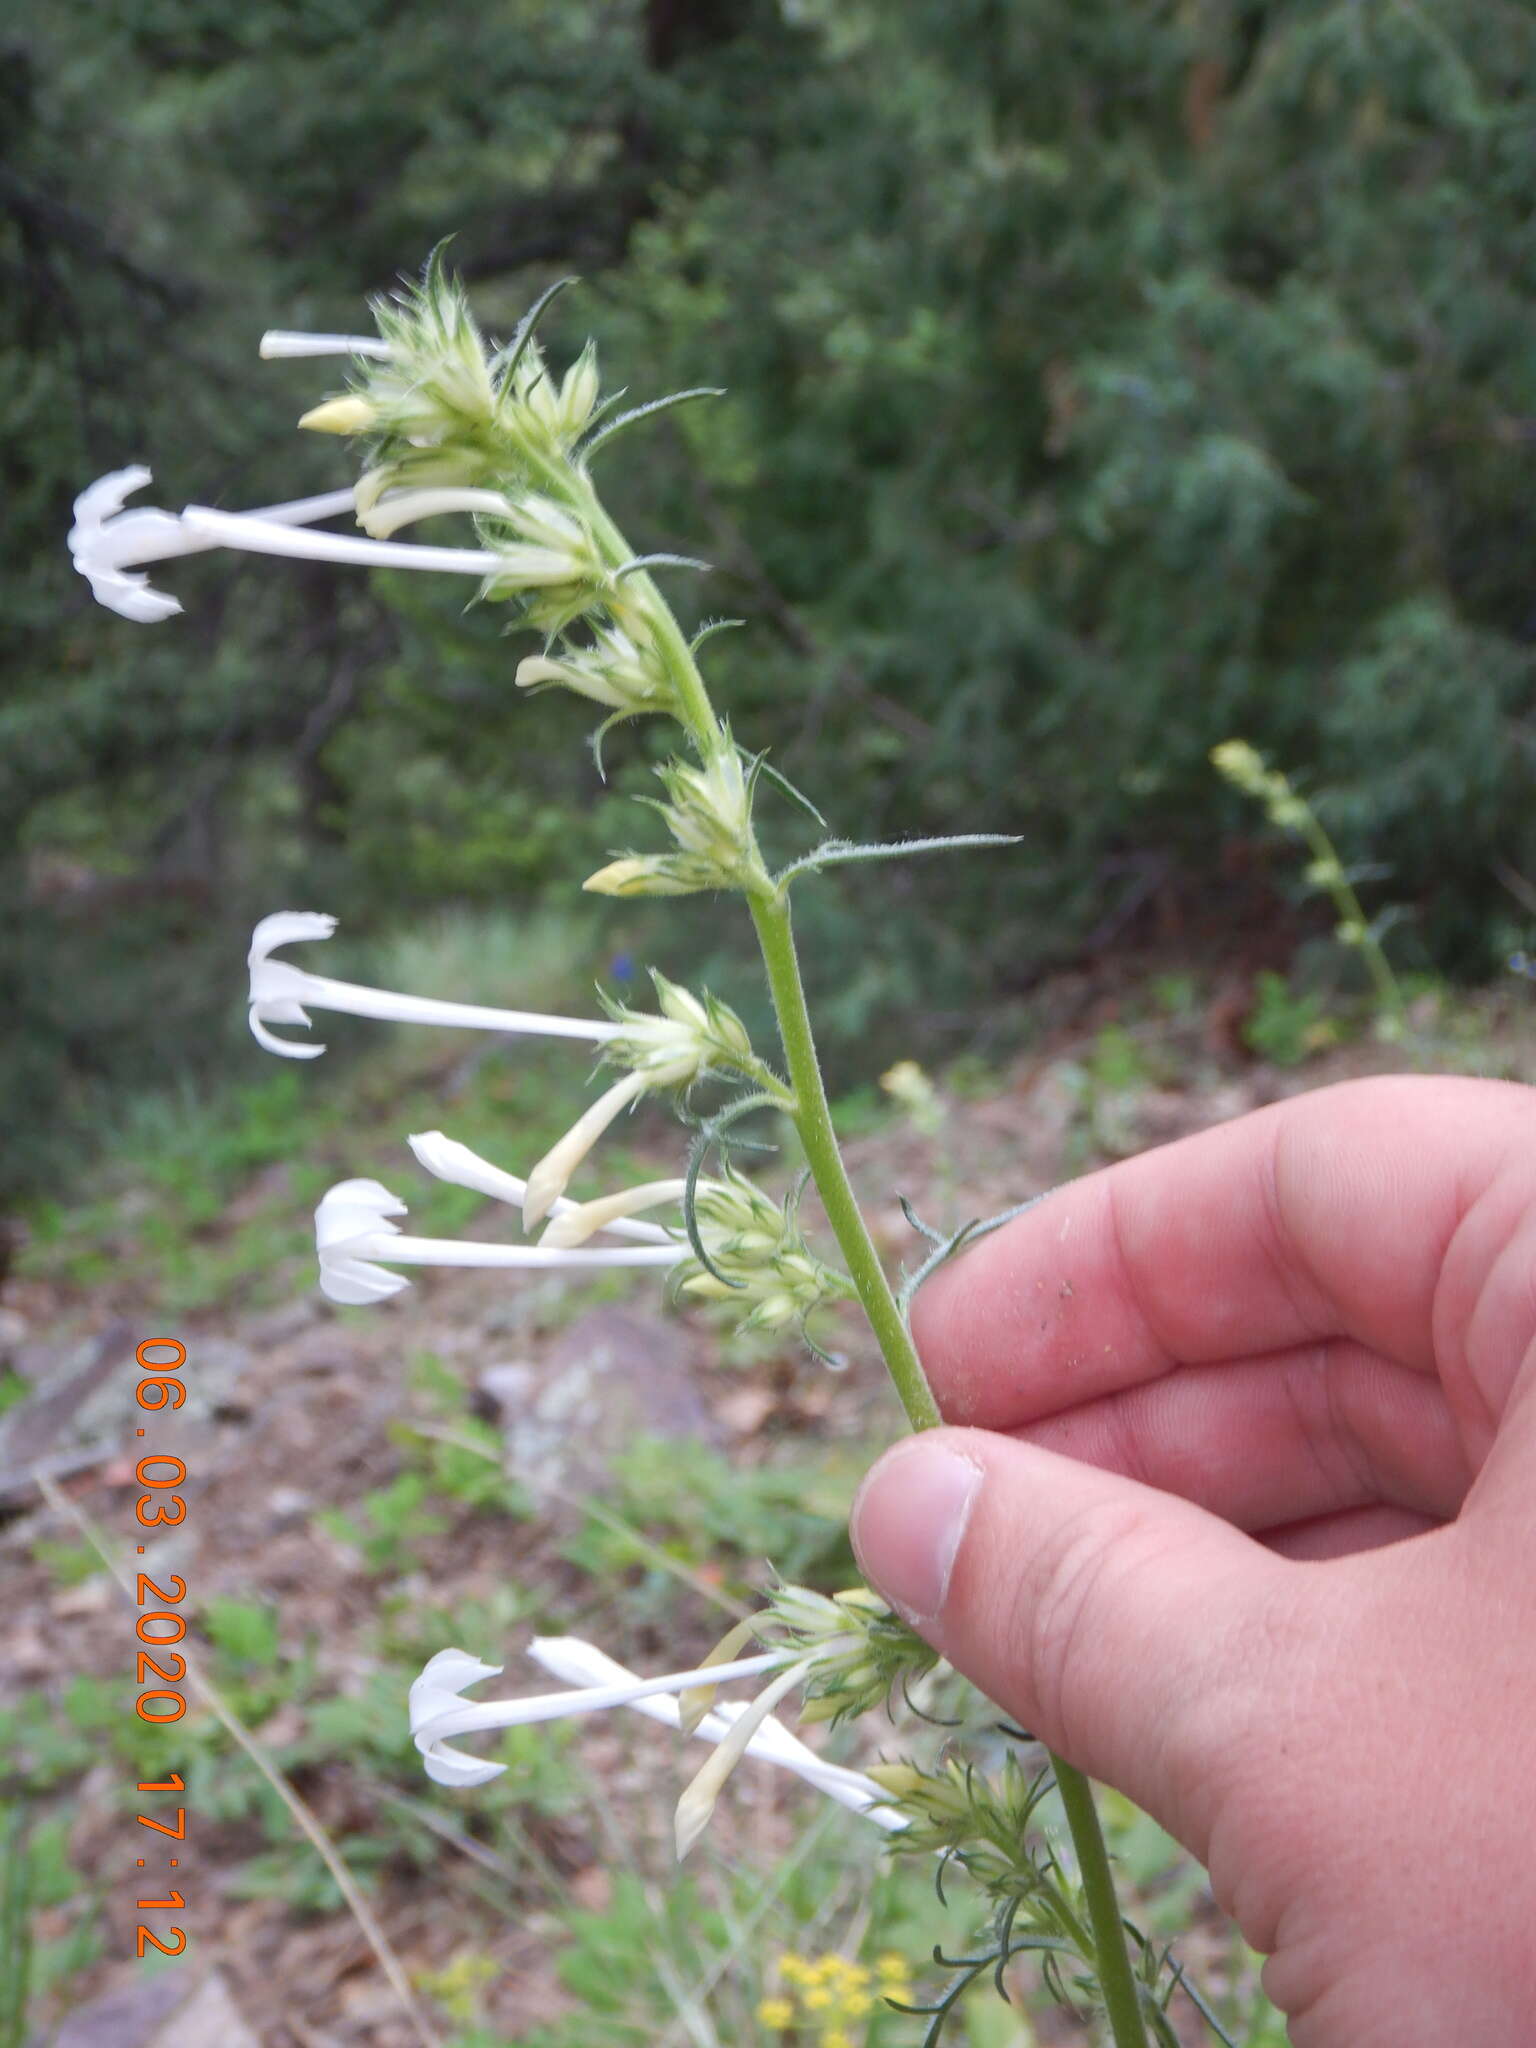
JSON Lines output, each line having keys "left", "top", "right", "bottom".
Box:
{"left": 1211, "top": 738, "right": 1406, "bottom": 1037}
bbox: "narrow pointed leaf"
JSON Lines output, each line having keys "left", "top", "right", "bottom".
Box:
{"left": 493, "top": 276, "right": 579, "bottom": 380}
{"left": 582, "top": 387, "right": 726, "bottom": 460}
{"left": 777, "top": 834, "right": 1021, "bottom": 889}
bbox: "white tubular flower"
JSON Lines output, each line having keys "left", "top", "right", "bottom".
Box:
{"left": 355, "top": 487, "right": 517, "bottom": 540}
{"left": 409, "top": 1642, "right": 781, "bottom": 1787}
{"left": 315, "top": 1178, "right": 412, "bottom": 1304}
{"left": 409, "top": 1640, "right": 903, "bottom": 1835}
{"left": 519, "top": 972, "right": 757, "bottom": 1230}
{"left": 247, "top": 911, "right": 618, "bottom": 1059}
{"left": 406, "top": 1131, "right": 674, "bottom": 1245}
{"left": 538, "top": 1179, "right": 687, "bottom": 1248}
{"left": 528, "top": 1638, "right": 902, "bottom": 1831}
{"left": 68, "top": 469, "right": 358, "bottom": 623}
{"left": 259, "top": 331, "right": 395, "bottom": 360}
{"left": 314, "top": 1180, "right": 683, "bottom": 1306}
{"left": 519, "top": 1069, "right": 650, "bottom": 1231}
{"left": 179, "top": 505, "right": 498, "bottom": 579}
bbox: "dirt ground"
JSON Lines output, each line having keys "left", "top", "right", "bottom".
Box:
{"left": 4, "top": 982, "right": 1525, "bottom": 2048}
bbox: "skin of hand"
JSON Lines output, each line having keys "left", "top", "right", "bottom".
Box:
{"left": 851, "top": 1075, "right": 1536, "bottom": 2047}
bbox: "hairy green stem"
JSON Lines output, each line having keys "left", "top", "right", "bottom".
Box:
{"left": 1055, "top": 1758, "right": 1152, "bottom": 2048}
{"left": 581, "top": 487, "right": 723, "bottom": 748}
{"left": 749, "top": 890, "right": 941, "bottom": 1430}
{"left": 581, "top": 470, "right": 1145, "bottom": 2048}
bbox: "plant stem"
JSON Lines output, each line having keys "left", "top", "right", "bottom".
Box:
{"left": 748, "top": 889, "right": 940, "bottom": 1431}
{"left": 581, "top": 489, "right": 723, "bottom": 748}
{"left": 1055, "top": 1758, "right": 1152, "bottom": 2048}
{"left": 1296, "top": 809, "right": 1404, "bottom": 1026}
{"left": 582, "top": 473, "right": 1146, "bottom": 2048}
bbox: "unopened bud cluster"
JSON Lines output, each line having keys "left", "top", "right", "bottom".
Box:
{"left": 603, "top": 971, "right": 754, "bottom": 1088}
{"left": 866, "top": 1752, "right": 1052, "bottom": 1896}
{"left": 677, "top": 1166, "right": 853, "bottom": 1335}
{"left": 517, "top": 621, "right": 672, "bottom": 718}
{"left": 302, "top": 257, "right": 597, "bottom": 505}
{"left": 587, "top": 745, "right": 759, "bottom": 898}
{"left": 757, "top": 1583, "right": 937, "bottom": 1724}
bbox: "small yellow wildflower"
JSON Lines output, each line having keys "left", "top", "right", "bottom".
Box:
{"left": 756, "top": 1997, "right": 795, "bottom": 2029}
{"left": 842, "top": 1991, "right": 872, "bottom": 2017}
{"left": 876, "top": 1951, "right": 911, "bottom": 1982}
{"left": 778, "top": 1953, "right": 810, "bottom": 1984}
{"left": 822, "top": 2032, "right": 854, "bottom": 2048}
{"left": 804, "top": 1986, "right": 833, "bottom": 2011}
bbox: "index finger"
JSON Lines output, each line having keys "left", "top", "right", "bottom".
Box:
{"left": 909, "top": 1073, "right": 1536, "bottom": 1430}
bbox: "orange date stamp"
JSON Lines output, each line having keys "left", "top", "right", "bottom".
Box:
{"left": 131, "top": 1337, "right": 190, "bottom": 1962}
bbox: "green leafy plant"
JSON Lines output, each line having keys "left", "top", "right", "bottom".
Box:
{"left": 66, "top": 254, "right": 1310, "bottom": 2048}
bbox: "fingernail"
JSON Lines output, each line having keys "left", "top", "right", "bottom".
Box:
{"left": 851, "top": 1438, "right": 982, "bottom": 1626}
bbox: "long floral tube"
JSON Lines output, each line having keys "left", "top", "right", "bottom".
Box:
{"left": 412, "top": 1641, "right": 905, "bottom": 1831}
{"left": 249, "top": 912, "right": 618, "bottom": 1058}
{"left": 253, "top": 969, "right": 621, "bottom": 1054}
{"left": 106, "top": 488, "right": 360, "bottom": 567}
{"left": 259, "top": 330, "right": 395, "bottom": 359}
{"left": 315, "top": 1177, "right": 682, "bottom": 1304}
{"left": 527, "top": 1638, "right": 904, "bottom": 1830}
{"left": 349, "top": 1234, "right": 682, "bottom": 1271}
{"left": 179, "top": 506, "right": 498, "bottom": 578}
{"left": 407, "top": 1131, "right": 674, "bottom": 1245}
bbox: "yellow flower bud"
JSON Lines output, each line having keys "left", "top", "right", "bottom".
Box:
{"left": 865, "top": 1762, "right": 928, "bottom": 1798}
{"left": 297, "top": 395, "right": 378, "bottom": 435}
{"left": 756, "top": 1998, "right": 795, "bottom": 2029}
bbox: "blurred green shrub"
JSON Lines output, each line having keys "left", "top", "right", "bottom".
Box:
{"left": 6, "top": 0, "right": 1536, "bottom": 1199}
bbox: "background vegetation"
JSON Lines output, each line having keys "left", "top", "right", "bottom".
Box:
{"left": 5, "top": 0, "right": 1536, "bottom": 1198}
{"left": 7, "top": 8, "right": 1536, "bottom": 2040}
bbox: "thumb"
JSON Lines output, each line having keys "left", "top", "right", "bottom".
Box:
{"left": 851, "top": 1427, "right": 1294, "bottom": 1850}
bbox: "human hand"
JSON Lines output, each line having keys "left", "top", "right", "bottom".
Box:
{"left": 851, "top": 1076, "right": 1536, "bottom": 2046}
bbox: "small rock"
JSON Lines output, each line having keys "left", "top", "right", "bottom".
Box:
{"left": 486, "top": 1308, "right": 718, "bottom": 1499}
{"left": 50, "top": 1974, "right": 187, "bottom": 2048}
{"left": 149, "top": 1972, "right": 261, "bottom": 2048}
{"left": 266, "top": 1485, "right": 312, "bottom": 1527}
{"left": 51, "top": 1969, "right": 259, "bottom": 2048}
